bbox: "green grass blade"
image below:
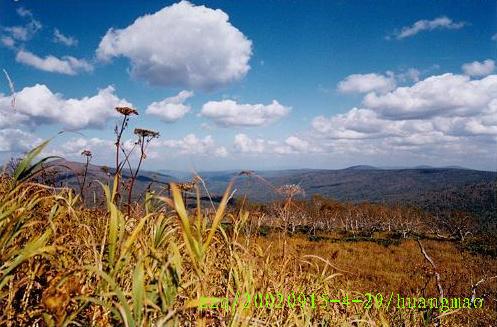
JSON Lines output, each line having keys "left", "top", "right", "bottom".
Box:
{"left": 132, "top": 260, "right": 145, "bottom": 323}
{"left": 13, "top": 139, "right": 52, "bottom": 181}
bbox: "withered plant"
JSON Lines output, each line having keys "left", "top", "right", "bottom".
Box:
{"left": 114, "top": 106, "right": 138, "bottom": 203}
{"left": 79, "top": 149, "right": 92, "bottom": 203}
{"left": 125, "top": 128, "right": 159, "bottom": 216}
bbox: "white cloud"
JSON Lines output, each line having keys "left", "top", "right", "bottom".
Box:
{"left": 146, "top": 90, "right": 193, "bottom": 123}
{"left": 0, "top": 128, "right": 41, "bottom": 153}
{"left": 392, "top": 16, "right": 465, "bottom": 39}
{"left": 54, "top": 137, "right": 122, "bottom": 163}
{"left": 233, "top": 133, "right": 317, "bottom": 155}
{"left": 1, "top": 36, "right": 15, "bottom": 48}
{"left": 16, "top": 50, "right": 93, "bottom": 75}
{"left": 160, "top": 134, "right": 220, "bottom": 155}
{"left": 3, "top": 10, "right": 90, "bottom": 75}
{"left": 16, "top": 7, "right": 35, "bottom": 19}
{"left": 59, "top": 134, "right": 229, "bottom": 162}
{"left": 363, "top": 73, "right": 497, "bottom": 120}
{"left": 312, "top": 108, "right": 403, "bottom": 139}
{"left": 4, "top": 26, "right": 29, "bottom": 41}
{"left": 96, "top": 1, "right": 252, "bottom": 90}
{"left": 201, "top": 99, "right": 290, "bottom": 127}
{"left": 284, "top": 136, "right": 309, "bottom": 152}
{"left": 53, "top": 28, "right": 78, "bottom": 46}
{"left": 462, "top": 59, "right": 495, "bottom": 77}
{"left": 0, "top": 84, "right": 131, "bottom": 130}
{"left": 62, "top": 137, "right": 113, "bottom": 154}
{"left": 3, "top": 8, "right": 42, "bottom": 42}
{"left": 311, "top": 70, "right": 497, "bottom": 163}
{"left": 214, "top": 146, "right": 228, "bottom": 157}
{"left": 310, "top": 110, "right": 482, "bottom": 160}
{"left": 337, "top": 73, "right": 396, "bottom": 94}
{"left": 396, "top": 68, "right": 421, "bottom": 83}
{"left": 233, "top": 134, "right": 266, "bottom": 153}
{"left": 492, "top": 33, "right": 497, "bottom": 41}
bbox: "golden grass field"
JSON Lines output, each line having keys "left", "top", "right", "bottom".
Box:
{"left": 1, "top": 168, "right": 496, "bottom": 327}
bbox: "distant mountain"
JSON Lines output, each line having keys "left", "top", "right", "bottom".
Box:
{"left": 37, "top": 160, "right": 496, "bottom": 220}
{"left": 413, "top": 165, "right": 435, "bottom": 169}
{"left": 43, "top": 159, "right": 177, "bottom": 203}
{"left": 193, "top": 166, "right": 496, "bottom": 223}
{"left": 344, "top": 165, "right": 379, "bottom": 170}
{"left": 195, "top": 167, "right": 497, "bottom": 204}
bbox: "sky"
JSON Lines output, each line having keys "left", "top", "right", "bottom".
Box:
{"left": 0, "top": 0, "right": 496, "bottom": 171}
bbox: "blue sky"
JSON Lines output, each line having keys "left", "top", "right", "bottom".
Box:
{"left": 0, "top": 0, "right": 496, "bottom": 171}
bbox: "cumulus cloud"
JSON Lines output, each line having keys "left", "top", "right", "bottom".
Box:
{"left": 311, "top": 70, "right": 497, "bottom": 163}
{"left": 159, "top": 134, "right": 226, "bottom": 156}
{"left": 16, "top": 50, "right": 93, "bottom": 75}
{"left": 312, "top": 108, "right": 404, "bottom": 139}
{"left": 146, "top": 90, "right": 193, "bottom": 123}
{"left": 284, "top": 136, "right": 310, "bottom": 152}
{"left": 392, "top": 16, "right": 465, "bottom": 39}
{"left": 396, "top": 68, "right": 422, "bottom": 83}
{"left": 96, "top": 1, "right": 252, "bottom": 90}
{"left": 62, "top": 137, "right": 113, "bottom": 154}
{"left": 233, "top": 133, "right": 317, "bottom": 155}
{"left": 233, "top": 134, "right": 266, "bottom": 153}
{"left": 0, "top": 84, "right": 131, "bottom": 130}
{"left": 462, "top": 59, "right": 495, "bottom": 77}
{"left": 337, "top": 73, "right": 396, "bottom": 94}
{"left": 0, "top": 128, "right": 41, "bottom": 153}
{"left": 59, "top": 134, "right": 229, "bottom": 162}
{"left": 201, "top": 99, "right": 290, "bottom": 127}
{"left": 311, "top": 109, "right": 483, "bottom": 160}
{"left": 53, "top": 28, "right": 78, "bottom": 46}
{"left": 271, "top": 136, "right": 320, "bottom": 155}
{"left": 363, "top": 73, "right": 497, "bottom": 120}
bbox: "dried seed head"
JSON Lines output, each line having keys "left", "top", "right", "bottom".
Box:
{"left": 81, "top": 149, "right": 92, "bottom": 157}
{"left": 115, "top": 106, "right": 138, "bottom": 116}
{"left": 176, "top": 179, "right": 198, "bottom": 191}
{"left": 276, "top": 184, "right": 304, "bottom": 198}
{"left": 192, "top": 175, "right": 202, "bottom": 184}
{"left": 134, "top": 128, "right": 160, "bottom": 138}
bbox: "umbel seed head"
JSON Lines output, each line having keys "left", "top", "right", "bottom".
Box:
{"left": 276, "top": 184, "right": 304, "bottom": 197}
{"left": 116, "top": 106, "right": 138, "bottom": 116}
{"left": 134, "top": 128, "right": 160, "bottom": 138}
{"left": 81, "top": 149, "right": 92, "bottom": 157}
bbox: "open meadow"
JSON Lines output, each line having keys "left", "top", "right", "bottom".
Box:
{"left": 0, "top": 144, "right": 496, "bottom": 326}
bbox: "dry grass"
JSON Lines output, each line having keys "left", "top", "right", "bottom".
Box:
{"left": 0, "top": 171, "right": 496, "bottom": 326}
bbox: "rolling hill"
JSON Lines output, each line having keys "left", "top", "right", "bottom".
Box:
{"left": 39, "top": 160, "right": 496, "bottom": 221}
